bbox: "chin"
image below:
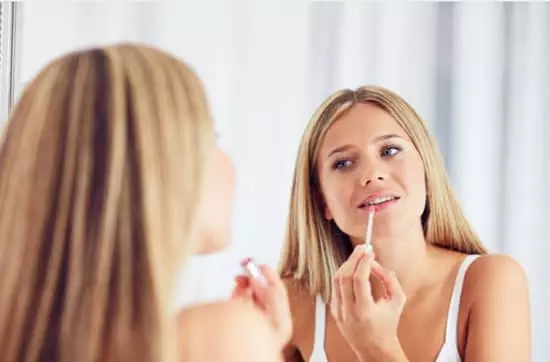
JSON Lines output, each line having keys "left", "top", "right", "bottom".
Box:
{"left": 191, "top": 231, "right": 230, "bottom": 255}
{"left": 194, "top": 243, "right": 228, "bottom": 255}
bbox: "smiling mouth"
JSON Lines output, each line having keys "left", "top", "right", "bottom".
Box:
{"left": 358, "top": 196, "right": 400, "bottom": 208}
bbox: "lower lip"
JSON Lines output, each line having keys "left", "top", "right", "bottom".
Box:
{"left": 361, "top": 198, "right": 399, "bottom": 212}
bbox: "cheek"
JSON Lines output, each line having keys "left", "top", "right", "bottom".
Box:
{"left": 193, "top": 148, "right": 236, "bottom": 254}
{"left": 220, "top": 151, "right": 236, "bottom": 210}
{"left": 207, "top": 149, "right": 235, "bottom": 222}
{"left": 320, "top": 172, "right": 355, "bottom": 217}
{"left": 203, "top": 149, "right": 235, "bottom": 207}
{"left": 401, "top": 158, "right": 427, "bottom": 210}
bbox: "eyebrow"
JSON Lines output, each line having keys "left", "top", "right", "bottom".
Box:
{"left": 327, "top": 134, "right": 403, "bottom": 158}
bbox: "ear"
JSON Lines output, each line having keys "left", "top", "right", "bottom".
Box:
{"left": 421, "top": 197, "right": 430, "bottom": 233}
{"left": 324, "top": 204, "right": 333, "bottom": 220}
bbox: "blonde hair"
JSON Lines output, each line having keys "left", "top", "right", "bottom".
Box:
{"left": 279, "top": 85, "right": 487, "bottom": 302}
{"left": 0, "top": 44, "right": 213, "bottom": 362}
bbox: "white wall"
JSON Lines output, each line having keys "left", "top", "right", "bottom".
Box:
{"left": 15, "top": 1, "right": 312, "bottom": 304}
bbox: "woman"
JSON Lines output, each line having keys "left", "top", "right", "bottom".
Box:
{"left": 0, "top": 43, "right": 290, "bottom": 362}
{"left": 279, "top": 86, "right": 530, "bottom": 361}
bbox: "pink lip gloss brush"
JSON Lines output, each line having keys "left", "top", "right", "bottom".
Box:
{"left": 365, "top": 206, "right": 375, "bottom": 254}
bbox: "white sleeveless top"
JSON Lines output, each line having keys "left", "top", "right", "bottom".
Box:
{"left": 310, "top": 255, "right": 480, "bottom": 362}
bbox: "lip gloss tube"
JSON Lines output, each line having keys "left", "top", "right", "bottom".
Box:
{"left": 240, "top": 257, "right": 267, "bottom": 287}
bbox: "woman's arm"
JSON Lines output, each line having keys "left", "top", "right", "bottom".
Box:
{"left": 179, "top": 300, "right": 282, "bottom": 362}
{"left": 464, "top": 255, "right": 531, "bottom": 362}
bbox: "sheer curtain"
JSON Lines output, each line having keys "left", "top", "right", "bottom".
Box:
{"left": 310, "top": 5, "right": 549, "bottom": 359}
{"left": 11, "top": 1, "right": 549, "bottom": 359}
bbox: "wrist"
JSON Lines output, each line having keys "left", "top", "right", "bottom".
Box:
{"left": 356, "top": 337, "right": 408, "bottom": 362}
{"left": 385, "top": 346, "right": 408, "bottom": 362}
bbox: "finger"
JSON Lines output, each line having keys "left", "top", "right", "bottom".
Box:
{"left": 248, "top": 265, "right": 286, "bottom": 311}
{"left": 353, "top": 251, "right": 375, "bottom": 308}
{"left": 330, "top": 275, "right": 343, "bottom": 321}
{"left": 231, "top": 275, "right": 251, "bottom": 299}
{"left": 258, "top": 264, "right": 280, "bottom": 287}
{"left": 349, "top": 244, "right": 369, "bottom": 267}
{"left": 338, "top": 245, "right": 367, "bottom": 277}
{"left": 256, "top": 265, "right": 285, "bottom": 305}
{"left": 248, "top": 265, "right": 293, "bottom": 345}
{"left": 370, "top": 261, "right": 394, "bottom": 300}
{"left": 385, "top": 269, "right": 407, "bottom": 306}
{"left": 247, "top": 276, "right": 269, "bottom": 310}
{"left": 339, "top": 268, "right": 356, "bottom": 314}
{"left": 234, "top": 275, "right": 250, "bottom": 286}
{"left": 337, "top": 245, "right": 367, "bottom": 305}
{"left": 371, "top": 261, "right": 405, "bottom": 304}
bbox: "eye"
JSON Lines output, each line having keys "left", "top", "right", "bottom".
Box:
{"left": 332, "top": 159, "right": 353, "bottom": 170}
{"left": 380, "top": 145, "right": 402, "bottom": 158}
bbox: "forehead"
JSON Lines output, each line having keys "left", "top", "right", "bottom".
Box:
{"left": 320, "top": 102, "right": 409, "bottom": 151}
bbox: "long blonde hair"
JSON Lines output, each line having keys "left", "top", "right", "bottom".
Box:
{"left": 279, "top": 86, "right": 487, "bottom": 302}
{"left": 0, "top": 43, "right": 213, "bottom": 362}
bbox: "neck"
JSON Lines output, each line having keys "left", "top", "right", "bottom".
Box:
{"left": 352, "top": 224, "right": 435, "bottom": 297}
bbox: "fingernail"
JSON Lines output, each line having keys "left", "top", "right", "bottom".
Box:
{"left": 356, "top": 244, "right": 374, "bottom": 256}
{"left": 365, "top": 244, "right": 374, "bottom": 255}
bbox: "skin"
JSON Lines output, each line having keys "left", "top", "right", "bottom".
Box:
{"left": 192, "top": 139, "right": 236, "bottom": 255}
{"left": 283, "top": 103, "right": 531, "bottom": 362}
{"left": 179, "top": 138, "right": 291, "bottom": 362}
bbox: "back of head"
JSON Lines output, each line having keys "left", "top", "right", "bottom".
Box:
{"left": 0, "top": 43, "right": 213, "bottom": 362}
{"left": 279, "top": 85, "right": 487, "bottom": 301}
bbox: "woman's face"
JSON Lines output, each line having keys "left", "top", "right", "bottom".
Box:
{"left": 316, "top": 102, "right": 427, "bottom": 245}
{"left": 193, "top": 139, "right": 236, "bottom": 254}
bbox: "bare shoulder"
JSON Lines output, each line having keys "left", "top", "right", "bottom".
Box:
{"left": 282, "top": 278, "right": 309, "bottom": 301}
{"left": 462, "top": 254, "right": 531, "bottom": 361}
{"left": 465, "top": 254, "right": 529, "bottom": 299}
{"left": 282, "top": 278, "right": 315, "bottom": 316}
{"left": 179, "top": 300, "right": 282, "bottom": 362}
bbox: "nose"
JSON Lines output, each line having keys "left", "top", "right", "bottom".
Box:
{"left": 360, "top": 162, "right": 385, "bottom": 186}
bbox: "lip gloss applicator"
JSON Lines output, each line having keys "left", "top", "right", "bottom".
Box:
{"left": 364, "top": 206, "right": 375, "bottom": 254}
{"left": 240, "top": 257, "right": 267, "bottom": 287}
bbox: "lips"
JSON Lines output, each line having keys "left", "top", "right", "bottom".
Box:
{"left": 357, "top": 193, "right": 400, "bottom": 209}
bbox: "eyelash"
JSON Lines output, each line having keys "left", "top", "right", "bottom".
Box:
{"left": 331, "top": 145, "right": 402, "bottom": 170}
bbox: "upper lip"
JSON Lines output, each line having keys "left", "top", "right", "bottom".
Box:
{"left": 357, "top": 192, "right": 400, "bottom": 208}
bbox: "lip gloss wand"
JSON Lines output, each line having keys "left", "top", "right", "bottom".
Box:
{"left": 364, "top": 206, "right": 375, "bottom": 254}
{"left": 240, "top": 257, "right": 267, "bottom": 287}
{"left": 363, "top": 207, "right": 392, "bottom": 299}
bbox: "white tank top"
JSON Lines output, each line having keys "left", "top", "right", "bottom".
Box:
{"left": 309, "top": 254, "right": 480, "bottom": 362}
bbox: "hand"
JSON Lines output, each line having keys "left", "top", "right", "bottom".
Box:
{"left": 232, "top": 262, "right": 293, "bottom": 349}
{"left": 331, "top": 246, "right": 407, "bottom": 361}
